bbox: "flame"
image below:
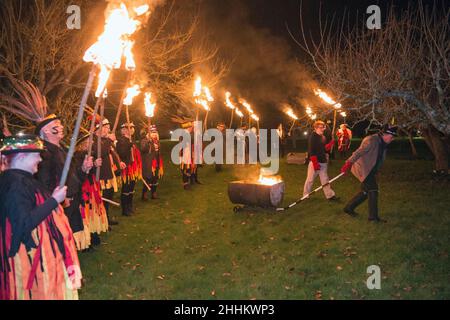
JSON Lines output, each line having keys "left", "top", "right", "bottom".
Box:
{"left": 305, "top": 105, "right": 313, "bottom": 115}
{"left": 204, "top": 87, "right": 214, "bottom": 102}
{"left": 235, "top": 108, "right": 244, "bottom": 118}
{"left": 123, "top": 84, "right": 141, "bottom": 106}
{"left": 251, "top": 114, "right": 259, "bottom": 122}
{"left": 144, "top": 92, "right": 156, "bottom": 117}
{"left": 123, "top": 40, "right": 136, "bottom": 70}
{"left": 134, "top": 4, "right": 150, "bottom": 16}
{"left": 84, "top": 3, "right": 150, "bottom": 94}
{"left": 193, "top": 76, "right": 202, "bottom": 97}
{"left": 95, "top": 65, "right": 111, "bottom": 97}
{"left": 286, "top": 109, "right": 298, "bottom": 120}
{"left": 193, "top": 76, "right": 213, "bottom": 111}
{"left": 258, "top": 175, "right": 281, "bottom": 186}
{"left": 310, "top": 114, "right": 317, "bottom": 120}
{"left": 239, "top": 99, "right": 254, "bottom": 114}
{"left": 314, "top": 88, "right": 342, "bottom": 109}
{"left": 225, "top": 92, "right": 236, "bottom": 109}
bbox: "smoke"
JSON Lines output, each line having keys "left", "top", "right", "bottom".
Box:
{"left": 202, "top": 0, "right": 318, "bottom": 127}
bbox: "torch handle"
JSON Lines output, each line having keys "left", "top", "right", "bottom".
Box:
{"left": 288, "top": 120, "right": 296, "bottom": 136}
{"left": 229, "top": 108, "right": 234, "bottom": 129}
{"left": 112, "top": 72, "right": 132, "bottom": 133}
{"left": 96, "top": 98, "right": 105, "bottom": 181}
{"left": 204, "top": 111, "right": 209, "bottom": 131}
{"left": 87, "top": 95, "right": 103, "bottom": 158}
{"left": 59, "top": 65, "right": 96, "bottom": 188}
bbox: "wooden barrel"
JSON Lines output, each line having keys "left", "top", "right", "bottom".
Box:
{"left": 228, "top": 180, "right": 285, "bottom": 208}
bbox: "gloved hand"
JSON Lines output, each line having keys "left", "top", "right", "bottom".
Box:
{"left": 310, "top": 156, "right": 321, "bottom": 171}
{"left": 325, "top": 139, "right": 335, "bottom": 153}
{"left": 341, "top": 161, "right": 353, "bottom": 174}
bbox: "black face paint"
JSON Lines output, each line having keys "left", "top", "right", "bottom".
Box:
{"left": 51, "top": 126, "right": 63, "bottom": 135}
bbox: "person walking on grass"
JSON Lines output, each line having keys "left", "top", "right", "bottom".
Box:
{"left": 303, "top": 120, "right": 338, "bottom": 201}
{"left": 340, "top": 124, "right": 398, "bottom": 223}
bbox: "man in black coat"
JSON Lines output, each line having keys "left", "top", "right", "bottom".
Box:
{"left": 35, "top": 114, "right": 94, "bottom": 241}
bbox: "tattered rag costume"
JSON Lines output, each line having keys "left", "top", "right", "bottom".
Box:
{"left": 117, "top": 126, "right": 142, "bottom": 216}
{"left": 336, "top": 126, "right": 352, "bottom": 158}
{"left": 36, "top": 140, "right": 90, "bottom": 251}
{"left": 140, "top": 129, "right": 163, "bottom": 200}
{"left": 0, "top": 136, "right": 81, "bottom": 300}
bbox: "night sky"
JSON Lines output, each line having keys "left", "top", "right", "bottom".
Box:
{"left": 197, "top": 0, "right": 447, "bottom": 129}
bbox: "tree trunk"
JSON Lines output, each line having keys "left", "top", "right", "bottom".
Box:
{"left": 422, "top": 126, "right": 449, "bottom": 173}
{"left": 408, "top": 131, "right": 418, "bottom": 159}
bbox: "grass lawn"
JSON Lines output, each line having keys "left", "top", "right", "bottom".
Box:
{"left": 78, "top": 141, "right": 449, "bottom": 300}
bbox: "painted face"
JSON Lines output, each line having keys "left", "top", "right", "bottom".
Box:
{"left": 382, "top": 134, "right": 394, "bottom": 144}
{"left": 150, "top": 132, "right": 158, "bottom": 140}
{"left": 43, "top": 119, "right": 64, "bottom": 140}
{"left": 101, "top": 124, "right": 110, "bottom": 137}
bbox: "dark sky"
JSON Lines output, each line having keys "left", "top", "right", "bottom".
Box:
{"left": 196, "top": 0, "right": 448, "bottom": 128}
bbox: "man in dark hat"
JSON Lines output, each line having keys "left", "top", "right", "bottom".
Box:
{"left": 117, "top": 122, "right": 141, "bottom": 216}
{"left": 140, "top": 125, "right": 163, "bottom": 200}
{"left": 341, "top": 124, "right": 398, "bottom": 222}
{"left": 35, "top": 114, "right": 95, "bottom": 247}
{"left": 215, "top": 122, "right": 226, "bottom": 172}
{"left": 179, "top": 120, "right": 201, "bottom": 189}
{"left": 93, "top": 118, "right": 125, "bottom": 224}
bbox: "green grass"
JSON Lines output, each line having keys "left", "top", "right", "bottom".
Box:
{"left": 78, "top": 141, "right": 449, "bottom": 300}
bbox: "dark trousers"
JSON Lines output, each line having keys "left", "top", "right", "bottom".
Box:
{"left": 121, "top": 179, "right": 136, "bottom": 215}
{"left": 344, "top": 172, "right": 380, "bottom": 219}
{"left": 143, "top": 170, "right": 159, "bottom": 195}
{"left": 102, "top": 187, "right": 114, "bottom": 215}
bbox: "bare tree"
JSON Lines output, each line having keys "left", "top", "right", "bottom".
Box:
{"left": 295, "top": 1, "right": 449, "bottom": 172}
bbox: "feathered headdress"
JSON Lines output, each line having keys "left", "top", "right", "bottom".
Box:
{"left": 171, "top": 115, "right": 194, "bottom": 129}
{"left": 0, "top": 78, "right": 59, "bottom": 134}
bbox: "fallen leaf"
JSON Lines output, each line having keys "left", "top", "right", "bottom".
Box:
{"left": 336, "top": 266, "right": 343, "bottom": 271}
{"left": 184, "top": 219, "right": 191, "bottom": 224}
{"left": 222, "top": 272, "right": 232, "bottom": 277}
{"left": 157, "top": 275, "right": 165, "bottom": 280}
{"left": 315, "top": 291, "right": 322, "bottom": 300}
{"left": 211, "top": 290, "right": 216, "bottom": 296}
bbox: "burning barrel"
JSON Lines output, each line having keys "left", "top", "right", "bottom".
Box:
{"left": 228, "top": 175, "right": 285, "bottom": 209}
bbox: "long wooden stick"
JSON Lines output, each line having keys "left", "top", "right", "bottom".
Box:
{"left": 203, "top": 110, "right": 209, "bottom": 131}
{"left": 96, "top": 98, "right": 105, "bottom": 181}
{"left": 87, "top": 95, "right": 103, "bottom": 158}
{"left": 60, "top": 65, "right": 96, "bottom": 187}
{"left": 229, "top": 108, "right": 234, "bottom": 129}
{"left": 112, "top": 72, "right": 133, "bottom": 133}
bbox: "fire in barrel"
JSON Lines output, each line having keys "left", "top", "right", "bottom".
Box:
{"left": 228, "top": 175, "right": 285, "bottom": 210}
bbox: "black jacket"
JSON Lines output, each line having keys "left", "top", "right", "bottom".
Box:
{"left": 92, "top": 136, "right": 121, "bottom": 180}
{"left": 36, "top": 140, "right": 84, "bottom": 198}
{"left": 0, "top": 169, "right": 61, "bottom": 257}
{"left": 308, "top": 132, "right": 328, "bottom": 163}
{"left": 116, "top": 136, "right": 134, "bottom": 165}
{"left": 140, "top": 137, "right": 160, "bottom": 178}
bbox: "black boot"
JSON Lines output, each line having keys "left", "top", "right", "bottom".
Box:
{"left": 121, "top": 194, "right": 131, "bottom": 216}
{"left": 142, "top": 188, "right": 149, "bottom": 201}
{"left": 343, "top": 191, "right": 367, "bottom": 217}
{"left": 91, "top": 233, "right": 101, "bottom": 246}
{"left": 368, "top": 191, "right": 386, "bottom": 223}
{"left": 128, "top": 193, "right": 135, "bottom": 214}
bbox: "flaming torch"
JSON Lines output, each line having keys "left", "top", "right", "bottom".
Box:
{"left": 193, "top": 76, "right": 213, "bottom": 129}
{"left": 235, "top": 108, "right": 244, "bottom": 127}
{"left": 144, "top": 92, "right": 156, "bottom": 128}
{"left": 123, "top": 84, "right": 141, "bottom": 141}
{"left": 314, "top": 88, "right": 342, "bottom": 137}
{"left": 225, "top": 91, "right": 236, "bottom": 128}
{"left": 251, "top": 113, "right": 260, "bottom": 134}
{"left": 239, "top": 98, "right": 254, "bottom": 127}
{"left": 285, "top": 108, "right": 298, "bottom": 136}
